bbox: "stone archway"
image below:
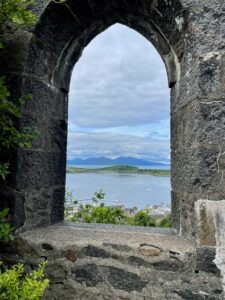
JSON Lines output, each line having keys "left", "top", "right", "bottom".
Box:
{"left": 1, "top": 0, "right": 225, "bottom": 243}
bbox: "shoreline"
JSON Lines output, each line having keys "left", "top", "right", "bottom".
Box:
{"left": 66, "top": 165, "right": 170, "bottom": 177}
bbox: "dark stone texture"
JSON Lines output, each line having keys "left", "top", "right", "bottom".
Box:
{"left": 0, "top": 30, "right": 33, "bottom": 74}
{"left": 0, "top": 186, "right": 26, "bottom": 228}
{"left": 171, "top": 146, "right": 225, "bottom": 195}
{"left": 196, "top": 247, "right": 221, "bottom": 275}
{"left": 172, "top": 289, "right": 218, "bottom": 300}
{"left": 45, "top": 259, "right": 69, "bottom": 283}
{"left": 16, "top": 149, "right": 66, "bottom": 189}
{"left": 71, "top": 263, "right": 103, "bottom": 287}
{"left": 2, "top": 224, "right": 223, "bottom": 299}
{"left": 171, "top": 99, "right": 225, "bottom": 151}
{"left": 128, "top": 256, "right": 153, "bottom": 268}
{"left": 42, "top": 243, "right": 54, "bottom": 251}
{"left": 51, "top": 186, "right": 65, "bottom": 223}
{"left": 80, "top": 245, "right": 111, "bottom": 259}
{"left": 0, "top": 0, "right": 225, "bottom": 276}
{"left": 171, "top": 190, "right": 198, "bottom": 238}
{"left": 107, "top": 266, "right": 147, "bottom": 292}
{"left": 1, "top": 0, "right": 225, "bottom": 297}
{"left": 0, "top": 0, "right": 186, "bottom": 234}
{"left": 151, "top": 259, "right": 185, "bottom": 272}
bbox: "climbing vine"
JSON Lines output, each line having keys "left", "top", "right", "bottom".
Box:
{"left": 0, "top": 0, "right": 38, "bottom": 180}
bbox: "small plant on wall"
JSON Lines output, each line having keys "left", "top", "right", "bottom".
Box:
{"left": 0, "top": 207, "right": 49, "bottom": 299}
{"left": 0, "top": 2, "right": 49, "bottom": 299}
{"left": 0, "top": 0, "right": 38, "bottom": 180}
{"left": 0, "top": 262, "right": 49, "bottom": 300}
{"left": 0, "top": 208, "right": 14, "bottom": 243}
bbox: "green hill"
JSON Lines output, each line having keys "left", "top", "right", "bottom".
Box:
{"left": 66, "top": 165, "right": 170, "bottom": 177}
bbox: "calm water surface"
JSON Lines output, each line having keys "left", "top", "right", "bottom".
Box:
{"left": 66, "top": 166, "right": 171, "bottom": 209}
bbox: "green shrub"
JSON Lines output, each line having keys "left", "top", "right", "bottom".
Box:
{"left": 82, "top": 204, "right": 126, "bottom": 224}
{"left": 65, "top": 190, "right": 126, "bottom": 224}
{"left": 0, "top": 261, "right": 49, "bottom": 300}
{"left": 0, "top": 0, "right": 37, "bottom": 30}
{"left": 132, "top": 210, "right": 156, "bottom": 227}
{"left": 65, "top": 190, "right": 160, "bottom": 227}
{"left": 0, "top": 208, "right": 49, "bottom": 299}
{"left": 158, "top": 213, "right": 172, "bottom": 228}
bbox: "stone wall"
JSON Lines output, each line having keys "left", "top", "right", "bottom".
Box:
{"left": 0, "top": 224, "right": 223, "bottom": 299}
{"left": 0, "top": 0, "right": 216, "bottom": 239}
{"left": 1, "top": 0, "right": 225, "bottom": 298}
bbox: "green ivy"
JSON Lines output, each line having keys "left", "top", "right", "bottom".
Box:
{"left": 0, "top": 1, "right": 38, "bottom": 180}
{"left": 0, "top": 76, "right": 39, "bottom": 180}
{"left": 0, "top": 0, "right": 37, "bottom": 27}
{"left": 0, "top": 208, "right": 14, "bottom": 242}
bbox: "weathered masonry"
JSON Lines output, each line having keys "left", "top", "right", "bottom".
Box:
{"left": 1, "top": 0, "right": 225, "bottom": 298}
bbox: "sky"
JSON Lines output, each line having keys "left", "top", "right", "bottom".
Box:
{"left": 67, "top": 24, "right": 170, "bottom": 164}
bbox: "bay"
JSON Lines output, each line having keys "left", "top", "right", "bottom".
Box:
{"left": 66, "top": 165, "right": 171, "bottom": 210}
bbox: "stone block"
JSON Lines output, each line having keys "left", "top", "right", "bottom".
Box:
{"left": 138, "top": 245, "right": 161, "bottom": 257}
{"left": 51, "top": 186, "right": 65, "bottom": 223}
{"left": 45, "top": 258, "right": 70, "bottom": 283}
{"left": 171, "top": 146, "right": 225, "bottom": 196}
{"left": 0, "top": 187, "right": 26, "bottom": 228}
{"left": 105, "top": 266, "right": 147, "bottom": 292}
{"left": 20, "top": 113, "right": 67, "bottom": 153}
{"left": 24, "top": 35, "right": 56, "bottom": 82}
{"left": 20, "top": 76, "right": 67, "bottom": 119}
{"left": 171, "top": 190, "right": 198, "bottom": 238}
{"left": 16, "top": 149, "right": 66, "bottom": 189}
{"left": 174, "top": 52, "right": 225, "bottom": 112}
{"left": 23, "top": 187, "right": 53, "bottom": 228}
{"left": 20, "top": 185, "right": 65, "bottom": 228}
{"left": 71, "top": 263, "right": 103, "bottom": 287}
{"left": 171, "top": 99, "right": 225, "bottom": 151}
{"left": 195, "top": 199, "right": 225, "bottom": 247}
{"left": 66, "top": 250, "right": 78, "bottom": 262}
{"left": 128, "top": 256, "right": 153, "bottom": 268}
{"left": 80, "top": 245, "right": 111, "bottom": 259}
{"left": 0, "top": 30, "right": 33, "bottom": 74}
{"left": 196, "top": 247, "right": 220, "bottom": 275}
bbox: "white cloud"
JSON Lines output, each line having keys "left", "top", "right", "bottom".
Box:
{"left": 68, "top": 23, "right": 170, "bottom": 161}
{"left": 67, "top": 132, "right": 170, "bottom": 163}
{"left": 69, "top": 23, "right": 169, "bottom": 128}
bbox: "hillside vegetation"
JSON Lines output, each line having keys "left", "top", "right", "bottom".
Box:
{"left": 67, "top": 165, "right": 170, "bottom": 177}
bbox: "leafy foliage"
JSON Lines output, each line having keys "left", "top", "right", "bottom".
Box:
{"left": 0, "top": 1, "right": 38, "bottom": 180}
{"left": 0, "top": 208, "right": 49, "bottom": 299}
{"left": 0, "top": 3, "right": 48, "bottom": 299}
{"left": 0, "top": 163, "right": 10, "bottom": 180}
{"left": 158, "top": 213, "right": 172, "bottom": 228}
{"left": 0, "top": 76, "right": 39, "bottom": 179}
{"left": 92, "top": 189, "right": 105, "bottom": 203}
{"left": 0, "top": 208, "right": 14, "bottom": 242}
{"left": 0, "top": 0, "right": 37, "bottom": 28}
{"left": 66, "top": 189, "right": 126, "bottom": 224}
{"left": 74, "top": 204, "right": 126, "bottom": 224}
{"left": 0, "top": 261, "right": 49, "bottom": 300}
{"left": 132, "top": 210, "right": 156, "bottom": 227}
{"left": 64, "top": 190, "right": 170, "bottom": 227}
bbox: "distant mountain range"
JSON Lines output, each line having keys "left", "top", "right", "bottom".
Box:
{"left": 67, "top": 157, "right": 170, "bottom": 167}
